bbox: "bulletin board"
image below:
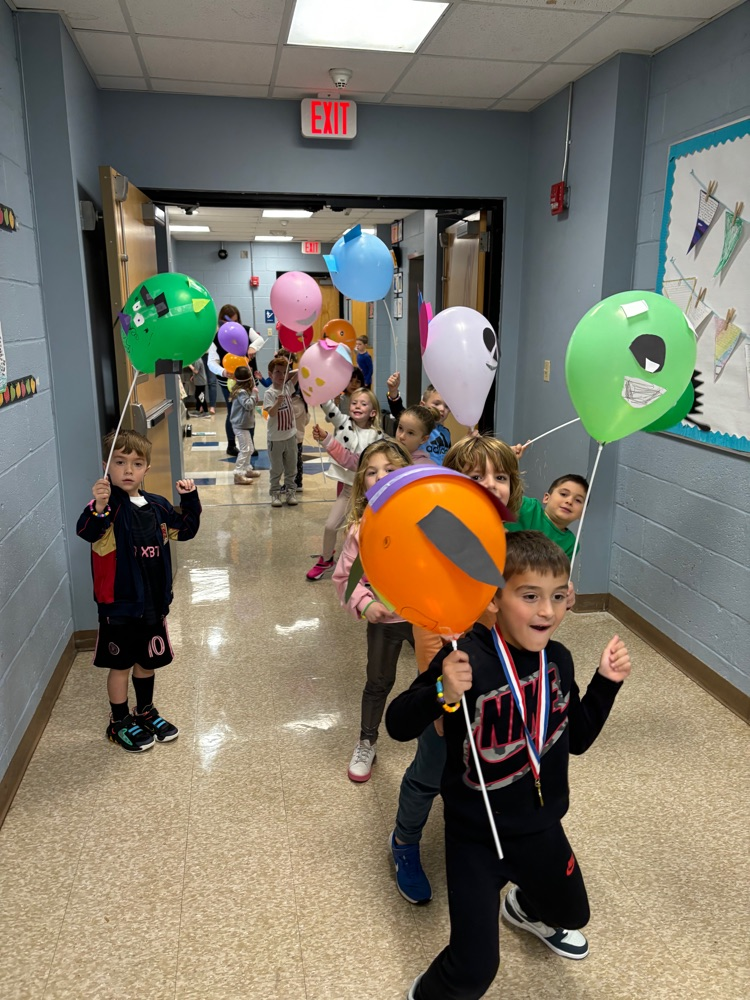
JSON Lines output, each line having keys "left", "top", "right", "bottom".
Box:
{"left": 656, "top": 117, "right": 750, "bottom": 456}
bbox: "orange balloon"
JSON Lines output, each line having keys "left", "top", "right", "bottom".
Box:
{"left": 223, "top": 353, "right": 246, "bottom": 374}
{"left": 323, "top": 318, "right": 357, "bottom": 361}
{"left": 359, "top": 471, "right": 506, "bottom": 637}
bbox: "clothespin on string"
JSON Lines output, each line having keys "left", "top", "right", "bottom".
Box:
{"left": 695, "top": 287, "right": 707, "bottom": 306}
{"left": 724, "top": 307, "right": 736, "bottom": 327}
{"left": 731, "top": 202, "right": 744, "bottom": 225}
{"left": 706, "top": 180, "right": 718, "bottom": 199}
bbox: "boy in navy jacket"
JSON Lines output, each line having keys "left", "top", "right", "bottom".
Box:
{"left": 77, "top": 430, "right": 200, "bottom": 752}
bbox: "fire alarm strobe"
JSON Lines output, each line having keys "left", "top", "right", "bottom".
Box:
{"left": 550, "top": 181, "right": 567, "bottom": 215}
{"left": 250, "top": 276, "right": 260, "bottom": 288}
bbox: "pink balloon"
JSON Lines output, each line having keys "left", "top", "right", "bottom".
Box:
{"left": 298, "top": 338, "right": 353, "bottom": 407}
{"left": 270, "top": 272, "right": 322, "bottom": 333}
{"left": 422, "top": 307, "right": 498, "bottom": 427}
{"left": 278, "top": 324, "right": 314, "bottom": 353}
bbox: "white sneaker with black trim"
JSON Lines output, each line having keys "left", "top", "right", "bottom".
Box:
{"left": 501, "top": 886, "right": 589, "bottom": 960}
{"left": 347, "top": 739, "right": 376, "bottom": 782}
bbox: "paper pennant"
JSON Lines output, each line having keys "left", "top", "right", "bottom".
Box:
{"left": 713, "top": 315, "right": 743, "bottom": 382}
{"left": 686, "top": 296, "right": 713, "bottom": 334}
{"left": 713, "top": 211, "right": 743, "bottom": 276}
{"left": 688, "top": 190, "right": 719, "bottom": 251}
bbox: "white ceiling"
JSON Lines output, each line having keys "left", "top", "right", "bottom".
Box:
{"left": 8, "top": 0, "right": 742, "bottom": 112}
{"left": 166, "top": 205, "right": 418, "bottom": 243}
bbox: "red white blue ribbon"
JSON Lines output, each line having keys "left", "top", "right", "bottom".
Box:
{"left": 491, "top": 626, "right": 549, "bottom": 796}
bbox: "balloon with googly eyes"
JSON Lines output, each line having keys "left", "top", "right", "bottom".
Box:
{"left": 420, "top": 305, "right": 499, "bottom": 427}
{"left": 117, "top": 273, "right": 217, "bottom": 374}
{"left": 565, "top": 291, "right": 697, "bottom": 444}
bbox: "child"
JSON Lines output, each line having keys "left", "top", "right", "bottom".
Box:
{"left": 263, "top": 356, "right": 299, "bottom": 507}
{"left": 386, "top": 530, "right": 631, "bottom": 999}
{"left": 306, "top": 388, "right": 383, "bottom": 581}
{"left": 190, "top": 356, "right": 209, "bottom": 415}
{"left": 388, "top": 434, "right": 525, "bottom": 906}
{"left": 332, "top": 440, "right": 415, "bottom": 782}
{"left": 386, "top": 372, "right": 451, "bottom": 465}
{"left": 291, "top": 383, "right": 310, "bottom": 493}
{"left": 395, "top": 405, "right": 438, "bottom": 466}
{"left": 76, "top": 429, "right": 201, "bottom": 752}
{"left": 229, "top": 365, "right": 261, "bottom": 485}
{"left": 507, "top": 474, "right": 588, "bottom": 559}
{"left": 355, "top": 335, "right": 373, "bottom": 388}
{"left": 336, "top": 366, "right": 365, "bottom": 414}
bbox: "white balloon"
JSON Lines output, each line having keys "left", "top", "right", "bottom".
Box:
{"left": 422, "top": 307, "right": 498, "bottom": 427}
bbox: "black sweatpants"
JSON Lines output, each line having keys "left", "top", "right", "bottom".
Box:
{"left": 417, "top": 821, "right": 589, "bottom": 1000}
{"left": 360, "top": 620, "right": 414, "bottom": 743}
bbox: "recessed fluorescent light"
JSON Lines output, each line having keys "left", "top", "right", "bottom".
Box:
{"left": 263, "top": 209, "right": 313, "bottom": 218}
{"left": 170, "top": 225, "right": 210, "bottom": 232}
{"left": 288, "top": 0, "right": 448, "bottom": 54}
{"left": 255, "top": 235, "right": 294, "bottom": 242}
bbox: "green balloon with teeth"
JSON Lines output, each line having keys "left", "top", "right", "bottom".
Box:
{"left": 565, "top": 291, "right": 697, "bottom": 444}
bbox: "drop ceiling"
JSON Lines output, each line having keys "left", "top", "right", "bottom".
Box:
{"left": 8, "top": 0, "right": 742, "bottom": 113}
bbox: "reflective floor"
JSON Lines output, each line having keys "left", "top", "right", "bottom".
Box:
{"left": 1, "top": 410, "right": 748, "bottom": 1000}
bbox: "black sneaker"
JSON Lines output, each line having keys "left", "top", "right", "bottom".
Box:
{"left": 133, "top": 704, "right": 179, "bottom": 743}
{"left": 501, "top": 886, "right": 589, "bottom": 960}
{"left": 107, "top": 713, "right": 155, "bottom": 752}
{"left": 226, "top": 444, "right": 239, "bottom": 456}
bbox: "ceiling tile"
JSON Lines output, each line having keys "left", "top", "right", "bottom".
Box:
{"left": 471, "top": 1, "right": 620, "bottom": 9}
{"left": 97, "top": 75, "right": 148, "bottom": 91}
{"left": 275, "top": 46, "right": 413, "bottom": 93}
{"left": 271, "top": 87, "right": 385, "bottom": 103}
{"left": 139, "top": 37, "right": 276, "bottom": 84}
{"left": 424, "top": 5, "right": 604, "bottom": 61}
{"left": 126, "top": 0, "right": 285, "bottom": 45}
{"left": 73, "top": 30, "right": 142, "bottom": 76}
{"left": 619, "top": 0, "right": 735, "bottom": 17}
{"left": 14, "top": 0, "right": 127, "bottom": 31}
{"left": 395, "top": 55, "right": 541, "bottom": 98}
{"left": 559, "top": 13, "right": 704, "bottom": 62}
{"left": 492, "top": 98, "right": 541, "bottom": 111}
{"left": 505, "top": 62, "right": 590, "bottom": 99}
{"left": 385, "top": 93, "right": 496, "bottom": 109}
{"left": 151, "top": 80, "right": 270, "bottom": 98}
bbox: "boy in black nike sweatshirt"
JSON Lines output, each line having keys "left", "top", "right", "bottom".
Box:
{"left": 386, "top": 530, "right": 631, "bottom": 1000}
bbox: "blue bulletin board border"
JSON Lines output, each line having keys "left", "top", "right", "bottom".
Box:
{"left": 655, "top": 117, "right": 750, "bottom": 457}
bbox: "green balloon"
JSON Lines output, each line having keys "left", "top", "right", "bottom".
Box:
{"left": 118, "top": 273, "right": 217, "bottom": 374}
{"left": 565, "top": 291, "right": 697, "bottom": 444}
{"left": 643, "top": 381, "right": 694, "bottom": 433}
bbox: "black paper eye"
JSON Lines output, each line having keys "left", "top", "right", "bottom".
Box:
{"left": 483, "top": 327, "right": 498, "bottom": 361}
{"left": 629, "top": 334, "right": 665, "bottom": 373}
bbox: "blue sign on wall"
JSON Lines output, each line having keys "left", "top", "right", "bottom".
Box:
{"left": 264, "top": 309, "right": 275, "bottom": 324}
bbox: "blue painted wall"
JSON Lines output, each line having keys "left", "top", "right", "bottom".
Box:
{"left": 0, "top": 5, "right": 73, "bottom": 779}
{"left": 611, "top": 2, "right": 750, "bottom": 695}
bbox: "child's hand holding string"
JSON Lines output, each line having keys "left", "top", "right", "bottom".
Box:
{"left": 441, "top": 648, "right": 472, "bottom": 704}
{"left": 363, "top": 602, "right": 390, "bottom": 624}
{"left": 92, "top": 478, "right": 111, "bottom": 513}
{"left": 312, "top": 424, "right": 327, "bottom": 443}
{"left": 387, "top": 372, "right": 400, "bottom": 399}
{"left": 597, "top": 635, "right": 631, "bottom": 683}
{"left": 512, "top": 440, "right": 532, "bottom": 458}
{"left": 176, "top": 479, "right": 196, "bottom": 494}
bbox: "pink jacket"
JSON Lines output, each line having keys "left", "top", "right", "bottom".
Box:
{"left": 332, "top": 524, "right": 404, "bottom": 624}
{"left": 324, "top": 436, "right": 432, "bottom": 470}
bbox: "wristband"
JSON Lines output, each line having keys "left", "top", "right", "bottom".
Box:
{"left": 359, "top": 599, "right": 377, "bottom": 619}
{"left": 436, "top": 675, "right": 460, "bottom": 712}
{"left": 88, "top": 500, "right": 111, "bottom": 519}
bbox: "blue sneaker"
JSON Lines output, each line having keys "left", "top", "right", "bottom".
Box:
{"left": 389, "top": 831, "right": 432, "bottom": 905}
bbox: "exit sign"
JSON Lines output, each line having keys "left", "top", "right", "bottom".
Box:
{"left": 302, "top": 241, "right": 321, "bottom": 255}
{"left": 301, "top": 99, "right": 357, "bottom": 140}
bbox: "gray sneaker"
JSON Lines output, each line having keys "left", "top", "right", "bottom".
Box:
{"left": 285, "top": 488, "right": 298, "bottom": 506}
{"left": 270, "top": 492, "right": 283, "bottom": 508}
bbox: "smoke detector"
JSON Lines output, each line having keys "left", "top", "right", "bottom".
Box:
{"left": 329, "top": 67, "right": 353, "bottom": 89}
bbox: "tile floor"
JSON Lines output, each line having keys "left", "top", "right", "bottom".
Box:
{"left": 1, "top": 410, "right": 748, "bottom": 1000}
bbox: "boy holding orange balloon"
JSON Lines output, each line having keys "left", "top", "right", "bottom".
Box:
{"left": 387, "top": 531, "right": 630, "bottom": 1000}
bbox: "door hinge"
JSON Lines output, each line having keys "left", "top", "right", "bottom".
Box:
{"left": 479, "top": 232, "right": 491, "bottom": 253}
{"left": 114, "top": 174, "right": 129, "bottom": 203}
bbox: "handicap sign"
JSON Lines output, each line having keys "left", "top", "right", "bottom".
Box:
{"left": 264, "top": 309, "right": 275, "bottom": 324}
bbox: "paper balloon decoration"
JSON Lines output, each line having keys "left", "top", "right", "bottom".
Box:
{"left": 298, "top": 338, "right": 353, "bottom": 407}
{"left": 421, "top": 306, "right": 499, "bottom": 427}
{"left": 270, "top": 272, "right": 322, "bottom": 333}
{"left": 324, "top": 225, "right": 393, "bottom": 302}
{"left": 323, "top": 318, "right": 357, "bottom": 361}
{"left": 118, "top": 273, "right": 216, "bottom": 374}
{"left": 565, "top": 291, "right": 697, "bottom": 444}
{"left": 217, "top": 321, "right": 249, "bottom": 355}
{"left": 222, "top": 353, "right": 246, "bottom": 375}
{"left": 358, "top": 466, "right": 509, "bottom": 638}
{"left": 278, "top": 324, "right": 314, "bottom": 353}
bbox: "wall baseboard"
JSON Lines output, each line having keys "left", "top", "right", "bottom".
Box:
{"left": 75, "top": 630, "right": 97, "bottom": 651}
{"left": 0, "top": 632, "right": 78, "bottom": 830}
{"left": 608, "top": 595, "right": 749, "bottom": 724}
{"left": 571, "top": 593, "right": 609, "bottom": 613}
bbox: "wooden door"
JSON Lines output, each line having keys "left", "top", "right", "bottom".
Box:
{"left": 311, "top": 280, "right": 342, "bottom": 342}
{"left": 99, "top": 167, "right": 175, "bottom": 502}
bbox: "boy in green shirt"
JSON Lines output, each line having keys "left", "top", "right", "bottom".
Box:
{"left": 507, "top": 474, "right": 588, "bottom": 559}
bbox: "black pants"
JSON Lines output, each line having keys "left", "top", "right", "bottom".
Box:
{"left": 360, "top": 620, "right": 414, "bottom": 743}
{"left": 194, "top": 386, "right": 209, "bottom": 413}
{"left": 417, "top": 821, "right": 589, "bottom": 1000}
{"left": 219, "top": 381, "right": 234, "bottom": 448}
{"left": 296, "top": 441, "right": 303, "bottom": 488}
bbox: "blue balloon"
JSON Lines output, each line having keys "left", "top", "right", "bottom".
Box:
{"left": 324, "top": 227, "right": 394, "bottom": 301}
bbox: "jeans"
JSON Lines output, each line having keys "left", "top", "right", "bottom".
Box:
{"left": 394, "top": 721, "right": 446, "bottom": 844}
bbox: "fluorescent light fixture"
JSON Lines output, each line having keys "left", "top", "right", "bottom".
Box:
{"left": 255, "top": 235, "right": 294, "bottom": 242}
{"left": 170, "top": 225, "right": 210, "bottom": 232}
{"left": 263, "top": 209, "right": 313, "bottom": 218}
{"left": 288, "top": 0, "right": 448, "bottom": 53}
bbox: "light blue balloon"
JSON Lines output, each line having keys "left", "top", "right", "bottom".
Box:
{"left": 324, "top": 226, "right": 394, "bottom": 301}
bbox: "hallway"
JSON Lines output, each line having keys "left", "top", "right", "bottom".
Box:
{"left": 0, "top": 414, "right": 747, "bottom": 1000}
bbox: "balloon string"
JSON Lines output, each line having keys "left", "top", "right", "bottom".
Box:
{"left": 453, "top": 639, "right": 504, "bottom": 861}
{"left": 568, "top": 442, "right": 604, "bottom": 582}
{"left": 527, "top": 417, "right": 580, "bottom": 446}
{"left": 104, "top": 369, "right": 139, "bottom": 478}
{"left": 313, "top": 404, "right": 328, "bottom": 481}
{"left": 382, "top": 299, "right": 399, "bottom": 369}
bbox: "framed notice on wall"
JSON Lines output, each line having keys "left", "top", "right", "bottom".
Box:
{"left": 656, "top": 117, "right": 750, "bottom": 456}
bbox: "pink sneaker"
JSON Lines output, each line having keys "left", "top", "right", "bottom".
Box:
{"left": 306, "top": 555, "right": 335, "bottom": 581}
